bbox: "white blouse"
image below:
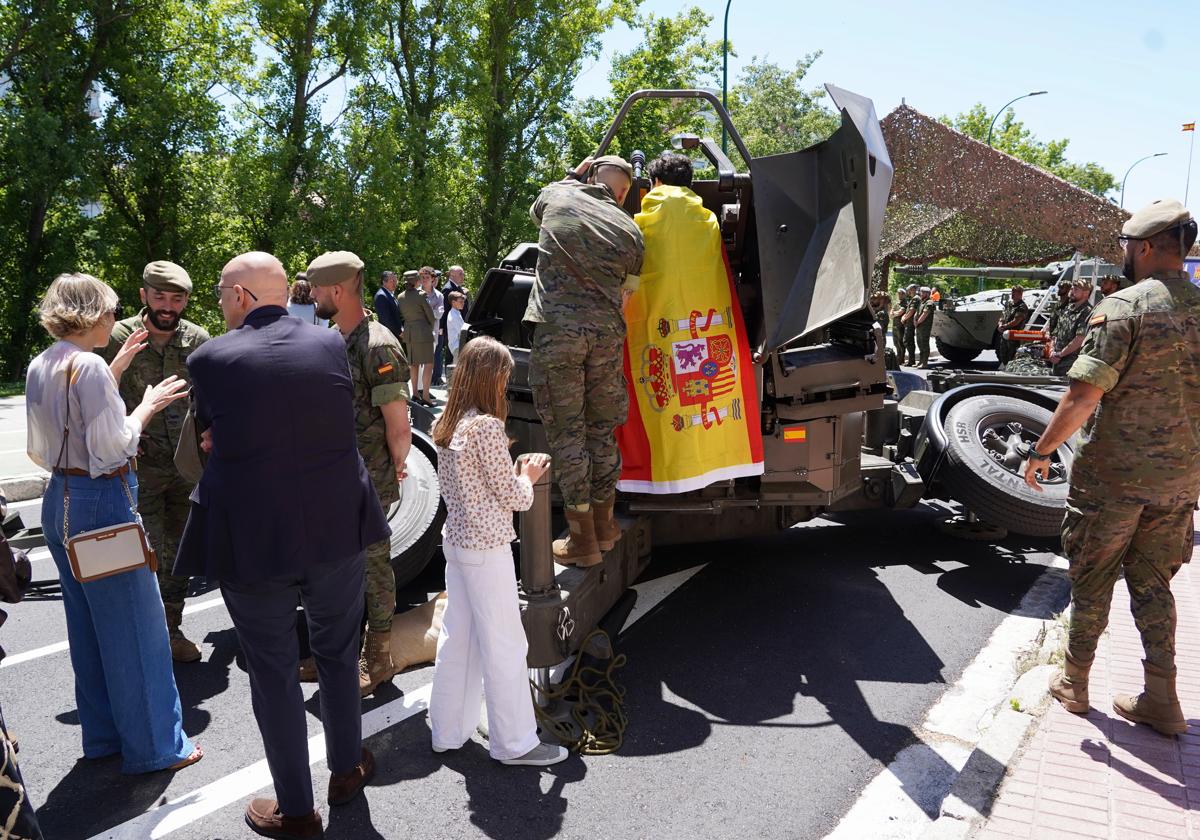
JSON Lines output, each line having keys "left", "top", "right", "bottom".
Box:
{"left": 437, "top": 409, "right": 534, "bottom": 551}
{"left": 25, "top": 341, "right": 142, "bottom": 478}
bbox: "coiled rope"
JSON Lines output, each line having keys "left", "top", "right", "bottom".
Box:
{"left": 532, "top": 629, "right": 628, "bottom": 755}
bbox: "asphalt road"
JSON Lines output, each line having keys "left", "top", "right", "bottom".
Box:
{"left": 1, "top": 497, "right": 1064, "bottom": 840}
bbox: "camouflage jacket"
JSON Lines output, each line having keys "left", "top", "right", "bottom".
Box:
{"left": 523, "top": 179, "right": 644, "bottom": 335}
{"left": 345, "top": 315, "right": 411, "bottom": 508}
{"left": 100, "top": 310, "right": 209, "bottom": 467}
{"left": 1066, "top": 270, "right": 1200, "bottom": 504}
{"left": 1051, "top": 301, "right": 1091, "bottom": 352}
{"left": 1000, "top": 298, "right": 1030, "bottom": 330}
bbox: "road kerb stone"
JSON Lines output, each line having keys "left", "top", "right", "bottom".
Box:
{"left": 0, "top": 472, "right": 48, "bottom": 503}
{"left": 938, "top": 707, "right": 1036, "bottom": 822}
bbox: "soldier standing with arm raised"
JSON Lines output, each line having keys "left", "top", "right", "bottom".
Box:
{"left": 99, "top": 261, "right": 209, "bottom": 663}
{"left": 525, "top": 154, "right": 644, "bottom": 566}
{"left": 1025, "top": 200, "right": 1200, "bottom": 735}
{"left": 308, "top": 251, "right": 413, "bottom": 697}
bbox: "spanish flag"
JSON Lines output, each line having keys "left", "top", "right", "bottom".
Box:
{"left": 1184, "top": 123, "right": 1196, "bottom": 132}
{"left": 616, "top": 185, "right": 764, "bottom": 493}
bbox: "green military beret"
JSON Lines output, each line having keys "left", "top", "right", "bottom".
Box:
{"left": 306, "top": 251, "right": 364, "bottom": 287}
{"left": 143, "top": 260, "right": 192, "bottom": 293}
{"left": 1122, "top": 198, "right": 1192, "bottom": 238}
{"left": 592, "top": 154, "right": 634, "bottom": 179}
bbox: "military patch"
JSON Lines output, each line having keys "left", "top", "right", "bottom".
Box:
{"left": 377, "top": 363, "right": 394, "bottom": 375}
{"left": 1088, "top": 314, "right": 1106, "bottom": 327}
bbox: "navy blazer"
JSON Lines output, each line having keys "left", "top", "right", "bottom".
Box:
{"left": 174, "top": 306, "right": 390, "bottom": 584}
{"left": 373, "top": 287, "right": 403, "bottom": 338}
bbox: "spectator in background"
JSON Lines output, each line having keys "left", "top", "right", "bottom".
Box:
{"left": 447, "top": 291, "right": 467, "bottom": 360}
{"left": 287, "top": 277, "right": 328, "bottom": 328}
{"left": 437, "top": 266, "right": 468, "bottom": 381}
{"left": 399, "top": 269, "right": 438, "bottom": 406}
{"left": 373, "top": 271, "right": 404, "bottom": 340}
{"left": 422, "top": 267, "right": 446, "bottom": 387}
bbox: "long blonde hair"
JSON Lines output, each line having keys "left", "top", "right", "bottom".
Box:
{"left": 432, "top": 335, "right": 513, "bottom": 448}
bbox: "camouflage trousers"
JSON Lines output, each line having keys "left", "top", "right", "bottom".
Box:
{"left": 916, "top": 327, "right": 933, "bottom": 367}
{"left": 1061, "top": 485, "right": 1195, "bottom": 671}
{"left": 365, "top": 537, "right": 395, "bottom": 633}
{"left": 901, "top": 324, "right": 916, "bottom": 366}
{"left": 528, "top": 322, "right": 628, "bottom": 508}
{"left": 138, "top": 461, "right": 192, "bottom": 619}
{"left": 998, "top": 339, "right": 1020, "bottom": 366}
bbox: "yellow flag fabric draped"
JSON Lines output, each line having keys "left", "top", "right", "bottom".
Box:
{"left": 616, "top": 185, "right": 764, "bottom": 494}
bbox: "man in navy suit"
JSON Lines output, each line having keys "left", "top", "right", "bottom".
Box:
{"left": 373, "top": 270, "right": 403, "bottom": 340}
{"left": 176, "top": 252, "right": 389, "bottom": 839}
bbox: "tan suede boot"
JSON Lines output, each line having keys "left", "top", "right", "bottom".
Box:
{"left": 298, "top": 656, "right": 318, "bottom": 682}
{"left": 1113, "top": 660, "right": 1187, "bottom": 735}
{"left": 591, "top": 497, "right": 621, "bottom": 551}
{"left": 359, "top": 630, "right": 396, "bottom": 697}
{"left": 553, "top": 508, "right": 603, "bottom": 567}
{"left": 164, "top": 601, "right": 201, "bottom": 663}
{"left": 1048, "top": 651, "right": 1092, "bottom": 714}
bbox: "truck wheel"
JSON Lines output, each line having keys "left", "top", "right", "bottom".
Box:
{"left": 940, "top": 395, "right": 1072, "bottom": 538}
{"left": 934, "top": 339, "right": 982, "bottom": 366}
{"left": 388, "top": 433, "right": 446, "bottom": 588}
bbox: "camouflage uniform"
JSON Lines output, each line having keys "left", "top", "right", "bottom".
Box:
{"left": 998, "top": 297, "right": 1030, "bottom": 365}
{"left": 871, "top": 298, "right": 890, "bottom": 339}
{"left": 1061, "top": 269, "right": 1200, "bottom": 671}
{"left": 914, "top": 296, "right": 936, "bottom": 367}
{"left": 344, "top": 316, "right": 411, "bottom": 633}
{"left": 524, "top": 178, "right": 644, "bottom": 507}
{"left": 901, "top": 297, "right": 919, "bottom": 366}
{"left": 100, "top": 311, "right": 209, "bottom": 638}
{"left": 1050, "top": 299, "right": 1092, "bottom": 376}
{"left": 889, "top": 293, "right": 907, "bottom": 360}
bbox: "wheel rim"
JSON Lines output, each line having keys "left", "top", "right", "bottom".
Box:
{"left": 387, "top": 444, "right": 441, "bottom": 558}
{"left": 977, "top": 418, "right": 1067, "bottom": 485}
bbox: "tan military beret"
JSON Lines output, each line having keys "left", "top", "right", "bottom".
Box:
{"left": 306, "top": 251, "right": 364, "bottom": 287}
{"left": 143, "top": 260, "right": 192, "bottom": 293}
{"left": 402, "top": 269, "right": 420, "bottom": 284}
{"left": 1122, "top": 199, "right": 1192, "bottom": 238}
{"left": 592, "top": 154, "right": 633, "bottom": 179}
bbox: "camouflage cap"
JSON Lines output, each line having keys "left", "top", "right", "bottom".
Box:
{"left": 1069, "top": 275, "right": 1094, "bottom": 288}
{"left": 143, "top": 260, "right": 192, "bottom": 294}
{"left": 592, "top": 154, "right": 633, "bottom": 179}
{"left": 306, "top": 250, "right": 364, "bottom": 287}
{"left": 1122, "top": 199, "right": 1192, "bottom": 238}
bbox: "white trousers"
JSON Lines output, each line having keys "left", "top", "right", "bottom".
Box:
{"left": 429, "top": 543, "right": 540, "bottom": 760}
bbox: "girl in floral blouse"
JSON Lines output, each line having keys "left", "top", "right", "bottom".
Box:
{"left": 428, "top": 336, "right": 566, "bottom": 766}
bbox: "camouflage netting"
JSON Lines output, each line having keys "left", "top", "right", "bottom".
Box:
{"left": 876, "top": 106, "right": 1127, "bottom": 283}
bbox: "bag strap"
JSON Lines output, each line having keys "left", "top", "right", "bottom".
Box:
{"left": 58, "top": 356, "right": 75, "bottom": 542}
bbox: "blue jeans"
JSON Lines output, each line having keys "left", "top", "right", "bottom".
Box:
{"left": 42, "top": 472, "right": 194, "bottom": 774}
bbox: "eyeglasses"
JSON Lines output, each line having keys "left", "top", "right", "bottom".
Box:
{"left": 213, "top": 284, "right": 258, "bottom": 302}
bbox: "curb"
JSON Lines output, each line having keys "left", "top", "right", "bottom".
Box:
{"left": 0, "top": 472, "right": 48, "bottom": 504}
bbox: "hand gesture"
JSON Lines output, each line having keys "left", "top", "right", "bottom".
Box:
{"left": 518, "top": 453, "right": 550, "bottom": 483}
{"left": 572, "top": 157, "right": 594, "bottom": 178}
{"left": 109, "top": 327, "right": 149, "bottom": 381}
{"left": 1023, "top": 454, "right": 1049, "bottom": 492}
{"left": 395, "top": 460, "right": 408, "bottom": 483}
{"left": 140, "top": 375, "right": 190, "bottom": 416}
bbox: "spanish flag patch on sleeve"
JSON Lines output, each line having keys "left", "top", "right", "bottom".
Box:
{"left": 1088, "top": 313, "right": 1106, "bottom": 327}
{"left": 377, "top": 362, "right": 394, "bottom": 375}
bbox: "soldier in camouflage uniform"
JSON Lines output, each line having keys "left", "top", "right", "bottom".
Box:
{"left": 308, "top": 251, "right": 412, "bottom": 697}
{"left": 99, "top": 261, "right": 209, "bottom": 662}
{"left": 890, "top": 287, "right": 909, "bottom": 361}
{"left": 869, "top": 291, "right": 890, "bottom": 340}
{"left": 1025, "top": 199, "right": 1200, "bottom": 735}
{"left": 1048, "top": 277, "right": 1093, "bottom": 376}
{"left": 997, "top": 285, "right": 1030, "bottom": 365}
{"left": 900, "top": 283, "right": 919, "bottom": 366}
{"left": 525, "top": 154, "right": 644, "bottom": 567}
{"left": 913, "top": 286, "right": 936, "bottom": 367}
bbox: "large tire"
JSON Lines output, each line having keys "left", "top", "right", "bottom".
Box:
{"left": 935, "top": 339, "right": 982, "bottom": 366}
{"left": 940, "top": 395, "right": 1072, "bottom": 538}
{"left": 387, "top": 432, "right": 445, "bottom": 588}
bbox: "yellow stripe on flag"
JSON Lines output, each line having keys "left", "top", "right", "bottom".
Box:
{"left": 783, "top": 427, "right": 807, "bottom": 442}
{"left": 1184, "top": 122, "right": 1196, "bottom": 132}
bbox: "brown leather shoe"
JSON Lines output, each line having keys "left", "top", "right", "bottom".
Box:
{"left": 244, "top": 798, "right": 323, "bottom": 839}
{"left": 328, "top": 747, "right": 375, "bottom": 806}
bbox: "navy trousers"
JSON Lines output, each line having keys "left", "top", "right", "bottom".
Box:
{"left": 432, "top": 331, "right": 447, "bottom": 386}
{"left": 221, "top": 551, "right": 365, "bottom": 816}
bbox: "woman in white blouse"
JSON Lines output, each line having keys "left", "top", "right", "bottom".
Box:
{"left": 25, "top": 273, "right": 202, "bottom": 774}
{"left": 427, "top": 335, "right": 566, "bottom": 766}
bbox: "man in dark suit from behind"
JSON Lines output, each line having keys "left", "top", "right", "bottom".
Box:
{"left": 176, "top": 252, "right": 389, "bottom": 840}
{"left": 373, "top": 270, "right": 404, "bottom": 340}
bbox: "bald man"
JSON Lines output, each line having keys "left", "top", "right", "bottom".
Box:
{"left": 175, "top": 251, "right": 388, "bottom": 837}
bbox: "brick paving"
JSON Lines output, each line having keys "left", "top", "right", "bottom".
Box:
{"left": 978, "top": 512, "right": 1200, "bottom": 840}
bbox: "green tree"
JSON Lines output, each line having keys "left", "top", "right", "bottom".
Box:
{"left": 728, "top": 54, "right": 838, "bottom": 158}
{"left": 944, "top": 104, "right": 1117, "bottom": 197}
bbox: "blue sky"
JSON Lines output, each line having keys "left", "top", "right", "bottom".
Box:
{"left": 572, "top": 0, "right": 1198, "bottom": 212}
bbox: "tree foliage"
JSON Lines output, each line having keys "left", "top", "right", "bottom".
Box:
{"left": 728, "top": 53, "right": 838, "bottom": 158}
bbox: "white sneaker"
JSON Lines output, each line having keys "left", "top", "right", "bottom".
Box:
{"left": 499, "top": 743, "right": 568, "bottom": 766}
{"left": 431, "top": 743, "right": 457, "bottom": 754}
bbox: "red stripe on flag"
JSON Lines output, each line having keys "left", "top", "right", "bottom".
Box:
{"left": 722, "top": 244, "right": 765, "bottom": 464}
{"left": 616, "top": 338, "right": 654, "bottom": 484}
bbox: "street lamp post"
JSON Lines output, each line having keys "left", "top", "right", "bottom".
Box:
{"left": 1120, "top": 152, "right": 1168, "bottom": 209}
{"left": 986, "top": 90, "right": 1048, "bottom": 146}
{"left": 721, "top": 0, "right": 733, "bottom": 153}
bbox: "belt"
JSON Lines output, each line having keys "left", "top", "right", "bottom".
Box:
{"left": 53, "top": 463, "right": 132, "bottom": 480}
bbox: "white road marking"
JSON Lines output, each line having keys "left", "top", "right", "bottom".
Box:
{"left": 89, "top": 561, "right": 707, "bottom": 838}
{"left": 0, "top": 596, "right": 227, "bottom": 669}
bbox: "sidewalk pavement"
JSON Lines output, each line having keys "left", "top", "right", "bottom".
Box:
{"left": 976, "top": 510, "right": 1200, "bottom": 840}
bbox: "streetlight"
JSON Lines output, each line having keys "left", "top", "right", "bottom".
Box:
{"left": 986, "top": 90, "right": 1048, "bottom": 146}
{"left": 1120, "top": 152, "right": 1167, "bottom": 209}
{"left": 721, "top": 0, "right": 733, "bottom": 153}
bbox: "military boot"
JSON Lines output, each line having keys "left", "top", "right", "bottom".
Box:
{"left": 553, "top": 508, "right": 602, "bottom": 567}
{"left": 164, "top": 601, "right": 201, "bottom": 663}
{"left": 1048, "top": 651, "right": 1092, "bottom": 714}
{"left": 1113, "top": 660, "right": 1187, "bottom": 735}
{"left": 359, "top": 630, "right": 395, "bottom": 697}
{"left": 591, "top": 498, "right": 621, "bottom": 552}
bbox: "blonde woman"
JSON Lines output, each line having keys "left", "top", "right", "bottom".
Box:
{"left": 428, "top": 336, "right": 566, "bottom": 766}
{"left": 25, "top": 273, "right": 201, "bottom": 774}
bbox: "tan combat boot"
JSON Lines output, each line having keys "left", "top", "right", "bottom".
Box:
{"left": 164, "top": 601, "right": 201, "bottom": 663}
{"left": 591, "top": 497, "right": 621, "bottom": 552}
{"left": 298, "top": 656, "right": 318, "bottom": 682}
{"left": 1113, "top": 660, "right": 1187, "bottom": 735}
{"left": 1048, "top": 651, "right": 1092, "bottom": 714}
{"left": 359, "top": 630, "right": 395, "bottom": 697}
{"left": 553, "top": 508, "right": 603, "bottom": 567}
